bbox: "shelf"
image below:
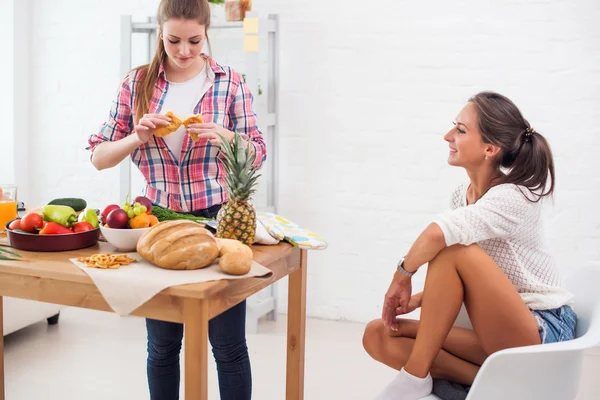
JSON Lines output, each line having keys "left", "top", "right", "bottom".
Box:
{"left": 131, "top": 21, "right": 244, "bottom": 34}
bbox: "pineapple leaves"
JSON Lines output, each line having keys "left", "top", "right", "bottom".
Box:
{"left": 217, "top": 133, "right": 261, "bottom": 202}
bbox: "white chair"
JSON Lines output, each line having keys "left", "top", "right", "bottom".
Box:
{"left": 422, "top": 266, "right": 600, "bottom": 400}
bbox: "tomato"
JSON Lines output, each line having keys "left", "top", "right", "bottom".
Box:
{"left": 72, "top": 221, "right": 94, "bottom": 233}
{"left": 20, "top": 213, "right": 44, "bottom": 233}
{"left": 8, "top": 219, "right": 21, "bottom": 230}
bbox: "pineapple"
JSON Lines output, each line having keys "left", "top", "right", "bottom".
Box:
{"left": 216, "top": 134, "right": 261, "bottom": 246}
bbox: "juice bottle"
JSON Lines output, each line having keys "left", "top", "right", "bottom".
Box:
{"left": 0, "top": 185, "right": 17, "bottom": 231}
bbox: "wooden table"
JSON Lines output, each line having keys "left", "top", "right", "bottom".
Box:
{"left": 0, "top": 238, "right": 307, "bottom": 399}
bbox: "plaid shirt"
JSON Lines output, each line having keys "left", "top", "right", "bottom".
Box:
{"left": 87, "top": 55, "right": 266, "bottom": 212}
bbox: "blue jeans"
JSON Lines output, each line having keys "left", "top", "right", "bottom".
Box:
{"left": 532, "top": 305, "right": 577, "bottom": 344}
{"left": 146, "top": 301, "right": 252, "bottom": 400}
{"left": 145, "top": 203, "right": 251, "bottom": 400}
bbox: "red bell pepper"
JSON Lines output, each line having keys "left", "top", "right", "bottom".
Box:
{"left": 39, "top": 222, "right": 74, "bottom": 235}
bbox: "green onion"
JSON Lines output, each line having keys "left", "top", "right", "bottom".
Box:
{"left": 0, "top": 244, "right": 22, "bottom": 261}
{"left": 152, "top": 206, "right": 213, "bottom": 223}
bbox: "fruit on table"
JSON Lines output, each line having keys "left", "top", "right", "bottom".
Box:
{"left": 148, "top": 214, "right": 159, "bottom": 227}
{"left": 72, "top": 221, "right": 95, "bottom": 233}
{"left": 100, "top": 196, "right": 157, "bottom": 229}
{"left": 106, "top": 208, "right": 129, "bottom": 229}
{"left": 216, "top": 134, "right": 259, "bottom": 246}
{"left": 137, "top": 220, "right": 219, "bottom": 270}
{"left": 122, "top": 200, "right": 147, "bottom": 219}
{"left": 8, "top": 219, "right": 21, "bottom": 230}
{"left": 134, "top": 196, "right": 153, "bottom": 215}
{"left": 42, "top": 205, "right": 78, "bottom": 228}
{"left": 100, "top": 204, "right": 120, "bottom": 224}
{"left": 129, "top": 212, "right": 150, "bottom": 229}
{"left": 216, "top": 238, "right": 253, "bottom": 275}
{"left": 78, "top": 208, "right": 100, "bottom": 229}
{"left": 39, "top": 222, "right": 74, "bottom": 235}
{"left": 20, "top": 212, "right": 44, "bottom": 233}
{"left": 47, "top": 197, "right": 87, "bottom": 212}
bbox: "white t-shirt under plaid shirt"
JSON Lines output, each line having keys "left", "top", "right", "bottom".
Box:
{"left": 434, "top": 183, "right": 573, "bottom": 311}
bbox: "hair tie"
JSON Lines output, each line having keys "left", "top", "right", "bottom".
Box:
{"left": 523, "top": 127, "right": 536, "bottom": 141}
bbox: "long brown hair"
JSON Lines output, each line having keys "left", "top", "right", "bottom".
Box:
{"left": 469, "top": 91, "right": 555, "bottom": 202}
{"left": 134, "top": 0, "right": 211, "bottom": 123}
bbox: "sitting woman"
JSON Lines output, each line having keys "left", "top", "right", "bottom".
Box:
{"left": 362, "top": 91, "right": 576, "bottom": 400}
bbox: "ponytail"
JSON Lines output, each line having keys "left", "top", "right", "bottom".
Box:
{"left": 498, "top": 128, "right": 555, "bottom": 201}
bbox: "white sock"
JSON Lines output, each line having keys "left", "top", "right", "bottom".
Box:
{"left": 375, "top": 368, "right": 433, "bottom": 400}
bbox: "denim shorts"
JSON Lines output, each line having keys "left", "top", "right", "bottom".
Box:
{"left": 532, "top": 305, "right": 577, "bottom": 344}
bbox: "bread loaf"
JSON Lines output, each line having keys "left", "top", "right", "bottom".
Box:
{"left": 216, "top": 238, "right": 253, "bottom": 275}
{"left": 137, "top": 220, "right": 219, "bottom": 270}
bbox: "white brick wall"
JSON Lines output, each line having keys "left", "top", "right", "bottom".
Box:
{"left": 0, "top": 0, "right": 15, "bottom": 184}
{"left": 17, "top": 0, "right": 600, "bottom": 323}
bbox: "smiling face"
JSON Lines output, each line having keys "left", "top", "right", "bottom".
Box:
{"left": 161, "top": 18, "right": 207, "bottom": 70}
{"left": 443, "top": 102, "right": 496, "bottom": 168}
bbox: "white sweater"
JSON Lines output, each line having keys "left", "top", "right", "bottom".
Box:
{"left": 434, "top": 183, "right": 573, "bottom": 311}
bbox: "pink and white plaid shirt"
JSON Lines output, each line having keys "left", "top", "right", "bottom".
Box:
{"left": 87, "top": 55, "right": 266, "bottom": 213}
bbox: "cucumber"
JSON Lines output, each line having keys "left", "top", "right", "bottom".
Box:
{"left": 47, "top": 198, "right": 87, "bottom": 212}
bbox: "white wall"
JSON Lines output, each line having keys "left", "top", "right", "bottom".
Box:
{"left": 21, "top": 0, "right": 600, "bottom": 323}
{"left": 0, "top": 1, "right": 15, "bottom": 184}
{"left": 1, "top": 0, "right": 31, "bottom": 202}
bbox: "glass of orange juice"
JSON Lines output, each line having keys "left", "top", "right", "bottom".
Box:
{"left": 0, "top": 184, "right": 18, "bottom": 231}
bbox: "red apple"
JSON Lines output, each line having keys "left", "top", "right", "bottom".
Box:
{"left": 106, "top": 209, "right": 129, "bottom": 229}
{"left": 134, "top": 196, "right": 153, "bottom": 214}
{"left": 100, "top": 204, "right": 120, "bottom": 224}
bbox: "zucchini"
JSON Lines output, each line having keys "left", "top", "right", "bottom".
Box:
{"left": 47, "top": 197, "right": 87, "bottom": 212}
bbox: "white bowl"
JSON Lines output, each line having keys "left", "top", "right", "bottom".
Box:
{"left": 100, "top": 225, "right": 151, "bottom": 252}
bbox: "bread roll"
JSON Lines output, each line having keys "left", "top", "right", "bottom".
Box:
{"left": 154, "top": 111, "right": 183, "bottom": 138}
{"left": 182, "top": 114, "right": 204, "bottom": 142}
{"left": 216, "top": 238, "right": 253, "bottom": 275}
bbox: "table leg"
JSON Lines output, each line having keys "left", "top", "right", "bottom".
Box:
{"left": 286, "top": 249, "right": 307, "bottom": 400}
{"left": 0, "top": 296, "right": 4, "bottom": 400}
{"left": 184, "top": 298, "right": 208, "bottom": 400}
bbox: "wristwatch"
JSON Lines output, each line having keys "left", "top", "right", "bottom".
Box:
{"left": 396, "top": 256, "right": 415, "bottom": 277}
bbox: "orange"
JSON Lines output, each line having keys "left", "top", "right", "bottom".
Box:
{"left": 129, "top": 213, "right": 150, "bottom": 229}
{"left": 148, "top": 215, "right": 159, "bottom": 227}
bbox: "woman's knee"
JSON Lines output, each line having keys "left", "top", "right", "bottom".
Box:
{"left": 430, "top": 244, "right": 482, "bottom": 267}
{"left": 363, "top": 319, "right": 385, "bottom": 358}
{"left": 209, "top": 301, "right": 249, "bottom": 364}
{"left": 211, "top": 338, "right": 249, "bottom": 364}
{"left": 146, "top": 319, "right": 183, "bottom": 361}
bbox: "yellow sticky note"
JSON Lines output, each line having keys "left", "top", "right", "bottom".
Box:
{"left": 244, "top": 35, "right": 259, "bottom": 52}
{"left": 243, "top": 17, "right": 259, "bottom": 34}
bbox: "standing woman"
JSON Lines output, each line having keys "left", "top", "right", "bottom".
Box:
{"left": 87, "top": 0, "right": 266, "bottom": 399}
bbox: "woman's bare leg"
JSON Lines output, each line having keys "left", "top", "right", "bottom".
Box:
{"left": 404, "top": 244, "right": 540, "bottom": 378}
{"left": 363, "top": 319, "right": 480, "bottom": 386}
{"left": 390, "top": 318, "right": 487, "bottom": 366}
